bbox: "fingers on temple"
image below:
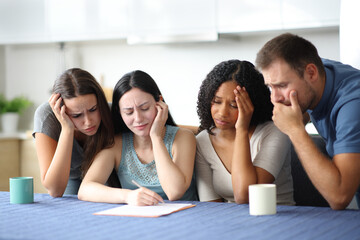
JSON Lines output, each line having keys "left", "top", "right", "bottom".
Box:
{"left": 234, "top": 86, "right": 253, "bottom": 111}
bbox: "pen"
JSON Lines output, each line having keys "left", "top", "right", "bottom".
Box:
{"left": 131, "top": 179, "right": 143, "bottom": 188}
{"left": 131, "top": 179, "right": 165, "bottom": 203}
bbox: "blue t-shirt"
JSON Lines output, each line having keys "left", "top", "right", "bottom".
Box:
{"left": 117, "top": 125, "right": 198, "bottom": 201}
{"left": 307, "top": 59, "right": 360, "bottom": 203}
{"left": 308, "top": 59, "right": 360, "bottom": 157}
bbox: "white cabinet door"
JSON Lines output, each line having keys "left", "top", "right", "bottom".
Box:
{"left": 217, "top": 0, "right": 283, "bottom": 33}
{"left": 127, "top": 0, "right": 217, "bottom": 44}
{"left": 47, "top": 0, "right": 128, "bottom": 42}
{"left": 0, "top": 0, "right": 48, "bottom": 44}
{"left": 282, "top": 0, "right": 340, "bottom": 29}
{"left": 0, "top": 0, "right": 341, "bottom": 44}
{"left": 0, "top": 0, "right": 128, "bottom": 44}
{"left": 217, "top": 0, "right": 339, "bottom": 33}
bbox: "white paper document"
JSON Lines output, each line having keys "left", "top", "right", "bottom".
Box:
{"left": 94, "top": 203, "right": 195, "bottom": 217}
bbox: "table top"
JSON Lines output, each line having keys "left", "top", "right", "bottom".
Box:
{"left": 1, "top": 191, "right": 359, "bottom": 240}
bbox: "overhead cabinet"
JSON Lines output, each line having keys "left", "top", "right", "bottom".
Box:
{"left": 126, "top": 0, "right": 217, "bottom": 44}
{"left": 282, "top": 0, "right": 340, "bottom": 29}
{"left": 217, "top": 0, "right": 340, "bottom": 33}
{"left": 0, "top": 0, "right": 128, "bottom": 44}
{"left": 47, "top": 0, "right": 128, "bottom": 42}
{"left": 217, "top": 0, "right": 283, "bottom": 33}
{"left": 0, "top": 0, "right": 340, "bottom": 44}
{"left": 0, "top": 0, "right": 48, "bottom": 44}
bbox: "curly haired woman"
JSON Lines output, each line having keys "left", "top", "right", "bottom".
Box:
{"left": 196, "top": 59, "right": 294, "bottom": 205}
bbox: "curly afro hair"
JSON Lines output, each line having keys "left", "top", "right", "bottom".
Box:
{"left": 197, "top": 59, "right": 273, "bottom": 133}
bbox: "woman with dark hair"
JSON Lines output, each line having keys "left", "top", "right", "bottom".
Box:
{"left": 33, "top": 68, "right": 115, "bottom": 197}
{"left": 78, "top": 70, "right": 198, "bottom": 205}
{"left": 196, "top": 60, "right": 294, "bottom": 205}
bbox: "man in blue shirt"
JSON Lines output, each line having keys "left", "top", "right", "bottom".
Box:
{"left": 255, "top": 33, "right": 360, "bottom": 210}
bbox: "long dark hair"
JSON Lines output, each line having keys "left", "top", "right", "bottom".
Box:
{"left": 111, "top": 70, "right": 176, "bottom": 134}
{"left": 197, "top": 60, "right": 273, "bottom": 133}
{"left": 52, "top": 68, "right": 114, "bottom": 176}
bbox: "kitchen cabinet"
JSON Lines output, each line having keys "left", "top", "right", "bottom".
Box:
{"left": 217, "top": 0, "right": 283, "bottom": 33}
{"left": 0, "top": 0, "right": 48, "bottom": 44}
{"left": 126, "top": 0, "right": 217, "bottom": 44}
{"left": 282, "top": 0, "right": 340, "bottom": 29}
{"left": 0, "top": 138, "right": 20, "bottom": 191}
{"left": 0, "top": 0, "right": 340, "bottom": 45}
{"left": 0, "top": 0, "right": 128, "bottom": 44}
{"left": 20, "top": 138, "right": 47, "bottom": 194}
{"left": 0, "top": 133, "right": 46, "bottom": 193}
{"left": 217, "top": 0, "right": 340, "bottom": 33}
{"left": 47, "top": 0, "right": 128, "bottom": 42}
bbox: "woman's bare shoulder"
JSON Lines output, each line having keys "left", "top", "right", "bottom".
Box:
{"left": 174, "top": 127, "right": 196, "bottom": 147}
{"left": 178, "top": 124, "right": 198, "bottom": 135}
{"left": 100, "top": 134, "right": 122, "bottom": 154}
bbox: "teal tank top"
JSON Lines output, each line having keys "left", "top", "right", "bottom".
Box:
{"left": 117, "top": 125, "right": 198, "bottom": 201}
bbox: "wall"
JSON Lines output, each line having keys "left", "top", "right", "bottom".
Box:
{"left": 3, "top": 28, "right": 340, "bottom": 130}
{"left": 0, "top": 46, "right": 5, "bottom": 95}
{"left": 340, "top": 0, "right": 360, "bottom": 69}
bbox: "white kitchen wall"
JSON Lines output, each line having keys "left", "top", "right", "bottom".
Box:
{"left": 340, "top": 0, "right": 360, "bottom": 69}
{"left": 0, "top": 47, "right": 5, "bottom": 95}
{"left": 3, "top": 28, "right": 339, "bottom": 130}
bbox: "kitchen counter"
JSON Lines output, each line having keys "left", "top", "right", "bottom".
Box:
{"left": 0, "top": 131, "right": 29, "bottom": 140}
{"left": 0, "top": 131, "right": 46, "bottom": 193}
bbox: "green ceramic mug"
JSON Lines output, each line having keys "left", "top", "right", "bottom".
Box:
{"left": 9, "top": 177, "right": 34, "bottom": 204}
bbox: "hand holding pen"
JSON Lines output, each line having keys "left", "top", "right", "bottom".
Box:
{"left": 127, "top": 180, "right": 164, "bottom": 206}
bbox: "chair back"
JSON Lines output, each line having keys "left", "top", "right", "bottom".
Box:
{"left": 291, "top": 135, "right": 330, "bottom": 207}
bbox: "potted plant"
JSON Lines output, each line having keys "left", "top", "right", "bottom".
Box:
{"left": 0, "top": 94, "right": 32, "bottom": 133}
